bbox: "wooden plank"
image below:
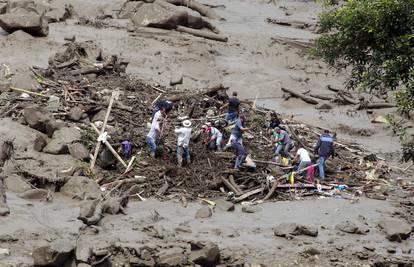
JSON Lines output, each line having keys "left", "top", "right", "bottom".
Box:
{"left": 233, "top": 188, "right": 262, "bottom": 203}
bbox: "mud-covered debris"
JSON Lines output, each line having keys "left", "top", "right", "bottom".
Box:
{"left": 45, "top": 6, "right": 73, "bottom": 23}
{"left": 335, "top": 220, "right": 369, "bottom": 235}
{"left": 43, "top": 127, "right": 81, "bottom": 154}
{"left": 215, "top": 199, "right": 235, "bottom": 212}
{"left": 195, "top": 206, "right": 212, "bottom": 219}
{"left": 76, "top": 239, "right": 92, "bottom": 263}
{"left": 32, "top": 239, "right": 75, "bottom": 266}
{"left": 156, "top": 247, "right": 187, "bottom": 266}
{"left": 274, "top": 223, "right": 318, "bottom": 238}
{"left": 378, "top": 219, "right": 412, "bottom": 242}
{"left": 241, "top": 205, "right": 261, "bottom": 213}
{"left": 302, "top": 247, "right": 321, "bottom": 256}
{"left": 5, "top": 174, "right": 31, "bottom": 193}
{"left": 61, "top": 176, "right": 101, "bottom": 200}
{"left": 23, "top": 105, "right": 54, "bottom": 133}
{"left": 67, "top": 106, "right": 85, "bottom": 122}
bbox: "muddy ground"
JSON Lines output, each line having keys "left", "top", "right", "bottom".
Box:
{"left": 0, "top": 0, "right": 413, "bottom": 266}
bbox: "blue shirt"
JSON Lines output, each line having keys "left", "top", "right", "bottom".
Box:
{"left": 232, "top": 118, "right": 244, "bottom": 139}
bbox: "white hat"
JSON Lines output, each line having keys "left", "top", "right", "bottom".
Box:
{"left": 183, "top": 120, "right": 192, "bottom": 127}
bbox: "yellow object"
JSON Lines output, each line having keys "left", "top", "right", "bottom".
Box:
{"left": 199, "top": 198, "right": 216, "bottom": 206}
{"left": 289, "top": 172, "right": 296, "bottom": 185}
{"left": 281, "top": 157, "right": 289, "bottom": 166}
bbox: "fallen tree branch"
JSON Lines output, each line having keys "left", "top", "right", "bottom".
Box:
{"left": 176, "top": 26, "right": 228, "bottom": 42}
{"left": 281, "top": 87, "right": 319, "bottom": 105}
{"left": 357, "top": 102, "right": 395, "bottom": 110}
{"left": 233, "top": 187, "right": 262, "bottom": 203}
{"left": 166, "top": 0, "right": 221, "bottom": 19}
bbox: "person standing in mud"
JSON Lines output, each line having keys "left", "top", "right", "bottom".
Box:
{"left": 314, "top": 129, "right": 335, "bottom": 180}
{"left": 175, "top": 120, "right": 192, "bottom": 167}
{"left": 152, "top": 99, "right": 173, "bottom": 120}
{"left": 146, "top": 107, "right": 166, "bottom": 157}
{"left": 202, "top": 122, "right": 223, "bottom": 151}
{"left": 221, "top": 91, "right": 240, "bottom": 122}
{"left": 272, "top": 127, "right": 294, "bottom": 160}
{"left": 232, "top": 140, "right": 247, "bottom": 170}
{"left": 224, "top": 114, "right": 251, "bottom": 150}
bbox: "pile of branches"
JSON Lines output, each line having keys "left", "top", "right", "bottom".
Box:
{"left": 0, "top": 41, "right": 395, "bottom": 203}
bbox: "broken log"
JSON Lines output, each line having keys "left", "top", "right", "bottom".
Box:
{"left": 166, "top": 0, "right": 221, "bottom": 19}
{"left": 156, "top": 182, "right": 169, "bottom": 196}
{"left": 310, "top": 93, "right": 333, "bottom": 101}
{"left": 176, "top": 26, "right": 228, "bottom": 42}
{"left": 233, "top": 188, "right": 262, "bottom": 203}
{"left": 221, "top": 176, "right": 242, "bottom": 196}
{"left": 326, "top": 84, "right": 340, "bottom": 92}
{"left": 229, "top": 175, "right": 244, "bottom": 195}
{"left": 338, "top": 92, "right": 359, "bottom": 105}
{"left": 281, "top": 87, "right": 319, "bottom": 105}
{"left": 357, "top": 102, "right": 395, "bottom": 110}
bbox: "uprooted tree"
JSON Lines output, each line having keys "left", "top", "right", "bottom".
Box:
{"left": 315, "top": 0, "right": 414, "bottom": 161}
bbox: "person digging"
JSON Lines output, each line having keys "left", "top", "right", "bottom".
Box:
{"left": 175, "top": 120, "right": 192, "bottom": 167}
{"left": 202, "top": 122, "right": 223, "bottom": 151}
{"left": 272, "top": 127, "right": 294, "bottom": 161}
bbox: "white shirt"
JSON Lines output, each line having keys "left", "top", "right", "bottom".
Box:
{"left": 147, "top": 111, "right": 163, "bottom": 139}
{"left": 296, "top": 148, "right": 311, "bottom": 162}
{"left": 175, "top": 127, "right": 192, "bottom": 147}
{"left": 210, "top": 127, "right": 222, "bottom": 140}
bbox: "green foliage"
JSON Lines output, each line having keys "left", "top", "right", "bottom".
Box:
{"left": 316, "top": 0, "right": 414, "bottom": 161}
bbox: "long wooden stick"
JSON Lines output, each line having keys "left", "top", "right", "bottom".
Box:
{"left": 90, "top": 123, "right": 127, "bottom": 168}
{"left": 90, "top": 93, "right": 115, "bottom": 170}
{"left": 234, "top": 188, "right": 262, "bottom": 203}
{"left": 10, "top": 87, "right": 47, "bottom": 97}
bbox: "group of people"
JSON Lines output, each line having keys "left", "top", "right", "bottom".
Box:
{"left": 146, "top": 91, "right": 335, "bottom": 180}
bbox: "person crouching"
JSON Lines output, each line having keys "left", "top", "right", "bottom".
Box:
{"left": 175, "top": 120, "right": 192, "bottom": 167}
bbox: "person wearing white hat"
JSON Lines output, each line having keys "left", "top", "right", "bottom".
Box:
{"left": 174, "top": 120, "right": 192, "bottom": 167}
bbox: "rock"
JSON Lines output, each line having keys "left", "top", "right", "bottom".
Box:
{"left": 43, "top": 127, "right": 81, "bottom": 155}
{"left": 61, "top": 176, "right": 101, "bottom": 200}
{"left": 67, "top": 106, "right": 84, "bottom": 122}
{"left": 302, "top": 247, "right": 320, "bottom": 256}
{"left": 189, "top": 241, "right": 220, "bottom": 267}
{"left": 76, "top": 240, "right": 91, "bottom": 263}
{"left": 157, "top": 248, "right": 187, "bottom": 266}
{"left": 98, "top": 146, "right": 117, "bottom": 169}
{"left": 241, "top": 205, "right": 261, "bottom": 213}
{"left": 0, "top": 3, "right": 7, "bottom": 14}
{"left": 274, "top": 223, "right": 318, "bottom": 238}
{"left": 170, "top": 72, "right": 183, "bottom": 86}
{"left": 378, "top": 219, "right": 412, "bottom": 242}
{"left": 77, "top": 264, "right": 92, "bottom": 267}
{"left": 33, "top": 134, "right": 47, "bottom": 152}
{"left": 45, "top": 119, "right": 66, "bottom": 138}
{"left": 316, "top": 102, "right": 332, "bottom": 110}
{"left": 130, "top": 1, "right": 187, "bottom": 30}
{"left": 23, "top": 105, "right": 53, "bottom": 133}
{"left": 0, "top": 81, "right": 11, "bottom": 92}
{"left": 45, "top": 7, "right": 71, "bottom": 23}
{"left": 68, "top": 143, "right": 89, "bottom": 160}
{"left": 32, "top": 240, "right": 74, "bottom": 266}
{"left": 79, "top": 199, "right": 100, "bottom": 218}
{"left": 102, "top": 197, "right": 124, "bottom": 215}
{"left": 195, "top": 206, "right": 212, "bottom": 219}
{"left": 0, "top": 204, "right": 10, "bottom": 216}
{"left": 0, "top": 248, "right": 10, "bottom": 256}
{"left": 5, "top": 174, "right": 31, "bottom": 193}
{"left": 0, "top": 13, "right": 48, "bottom": 36}
{"left": 335, "top": 220, "right": 369, "bottom": 235}
{"left": 129, "top": 258, "right": 155, "bottom": 267}
{"left": 18, "top": 188, "right": 49, "bottom": 200}
{"left": 386, "top": 246, "right": 396, "bottom": 254}
{"left": 91, "top": 109, "right": 113, "bottom": 123}
{"left": 215, "top": 199, "right": 234, "bottom": 212}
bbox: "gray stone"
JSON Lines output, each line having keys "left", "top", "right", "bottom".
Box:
{"left": 130, "top": 1, "right": 187, "bottom": 30}
{"left": 23, "top": 105, "right": 53, "bottom": 133}
{"left": 43, "top": 127, "right": 81, "bottom": 155}
{"left": 170, "top": 72, "right": 183, "bottom": 86}
{"left": 336, "top": 220, "right": 369, "bottom": 235}
{"left": 45, "top": 119, "right": 66, "bottom": 138}
{"left": 316, "top": 102, "right": 332, "bottom": 110}
{"left": 378, "top": 219, "right": 412, "bottom": 242}
{"left": 302, "top": 247, "right": 321, "bottom": 256}
{"left": 274, "top": 223, "right": 318, "bottom": 238}
{"left": 0, "top": 12, "right": 48, "bottom": 36}
{"left": 189, "top": 241, "right": 220, "bottom": 266}
{"left": 61, "top": 176, "right": 101, "bottom": 200}
{"left": 215, "top": 199, "right": 234, "bottom": 212}
{"left": 387, "top": 246, "right": 396, "bottom": 254}
{"left": 242, "top": 205, "right": 261, "bottom": 213}
{"left": 91, "top": 109, "right": 114, "bottom": 123}
{"left": 33, "top": 134, "right": 47, "bottom": 152}
{"left": 5, "top": 174, "right": 30, "bottom": 193}
{"left": 68, "top": 143, "right": 89, "bottom": 160}
{"left": 18, "top": 188, "right": 49, "bottom": 200}
{"left": 195, "top": 206, "right": 212, "bottom": 219}
{"left": 45, "top": 7, "right": 71, "bottom": 23}
{"left": 157, "top": 248, "right": 187, "bottom": 267}
{"left": 76, "top": 240, "right": 91, "bottom": 263}
{"left": 79, "top": 199, "right": 100, "bottom": 218}
{"left": 67, "top": 106, "right": 84, "bottom": 122}
{"left": 32, "top": 240, "right": 74, "bottom": 266}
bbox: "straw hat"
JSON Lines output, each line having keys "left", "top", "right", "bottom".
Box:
{"left": 183, "top": 120, "right": 192, "bottom": 127}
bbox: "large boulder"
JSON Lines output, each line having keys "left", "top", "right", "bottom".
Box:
{"left": 156, "top": 247, "right": 187, "bottom": 267}
{"left": 130, "top": 0, "right": 187, "bottom": 30}
{"left": 336, "top": 220, "right": 369, "bottom": 235}
{"left": 378, "top": 219, "right": 412, "bottom": 242}
{"left": 32, "top": 240, "right": 75, "bottom": 266}
{"left": 274, "top": 223, "right": 318, "bottom": 238}
{"left": 61, "top": 176, "right": 101, "bottom": 200}
{"left": 18, "top": 189, "right": 49, "bottom": 200}
{"left": 43, "top": 127, "right": 81, "bottom": 155}
{"left": 0, "top": 12, "right": 48, "bottom": 36}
